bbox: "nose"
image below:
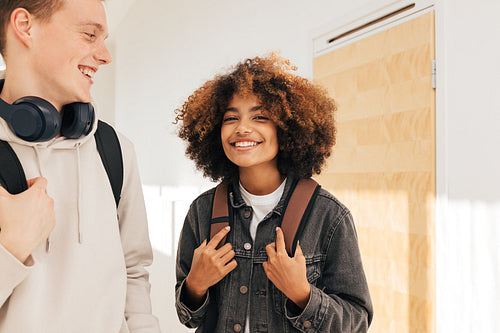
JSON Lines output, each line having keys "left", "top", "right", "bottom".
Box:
{"left": 236, "top": 119, "right": 252, "bottom": 134}
{"left": 94, "top": 40, "right": 112, "bottom": 65}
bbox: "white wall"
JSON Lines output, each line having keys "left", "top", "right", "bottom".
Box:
{"left": 437, "top": 0, "right": 500, "bottom": 332}
{"left": 93, "top": 0, "right": 500, "bottom": 332}
{"left": 107, "top": 0, "right": 367, "bottom": 331}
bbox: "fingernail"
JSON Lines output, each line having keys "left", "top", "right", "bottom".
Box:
{"left": 225, "top": 226, "right": 230, "bottom": 230}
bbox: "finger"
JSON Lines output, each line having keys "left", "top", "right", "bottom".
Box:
{"left": 262, "top": 262, "right": 269, "bottom": 275}
{"left": 294, "top": 241, "right": 304, "bottom": 259}
{"left": 27, "top": 177, "right": 48, "bottom": 189}
{"left": 223, "top": 259, "right": 238, "bottom": 274}
{"left": 216, "top": 242, "right": 233, "bottom": 257}
{"left": 198, "top": 239, "right": 208, "bottom": 250}
{"left": 220, "top": 249, "right": 235, "bottom": 264}
{"left": 275, "top": 227, "right": 286, "bottom": 254}
{"left": 207, "top": 226, "right": 230, "bottom": 249}
{"left": 265, "top": 242, "right": 276, "bottom": 257}
{"left": 262, "top": 262, "right": 274, "bottom": 281}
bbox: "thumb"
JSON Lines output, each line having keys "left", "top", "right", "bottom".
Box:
{"left": 27, "top": 177, "right": 48, "bottom": 189}
{"left": 294, "top": 241, "right": 304, "bottom": 259}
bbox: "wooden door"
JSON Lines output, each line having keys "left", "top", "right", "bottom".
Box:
{"left": 314, "top": 11, "right": 436, "bottom": 333}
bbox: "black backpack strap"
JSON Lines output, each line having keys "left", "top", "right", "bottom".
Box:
{"left": 95, "top": 120, "right": 123, "bottom": 207}
{"left": 209, "top": 182, "right": 230, "bottom": 249}
{"left": 0, "top": 140, "right": 28, "bottom": 194}
{"left": 281, "top": 178, "right": 320, "bottom": 256}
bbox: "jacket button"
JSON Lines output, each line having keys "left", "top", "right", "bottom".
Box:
{"left": 243, "top": 242, "right": 252, "bottom": 250}
{"left": 239, "top": 285, "right": 248, "bottom": 294}
{"left": 233, "top": 323, "right": 242, "bottom": 332}
{"left": 304, "top": 320, "right": 312, "bottom": 328}
{"left": 243, "top": 210, "right": 251, "bottom": 219}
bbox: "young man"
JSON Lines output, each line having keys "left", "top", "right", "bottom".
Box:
{"left": 0, "top": 1, "right": 160, "bottom": 332}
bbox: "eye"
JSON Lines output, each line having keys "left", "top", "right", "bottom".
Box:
{"left": 254, "top": 115, "right": 269, "bottom": 121}
{"left": 223, "top": 115, "right": 238, "bottom": 122}
{"left": 84, "top": 32, "right": 97, "bottom": 40}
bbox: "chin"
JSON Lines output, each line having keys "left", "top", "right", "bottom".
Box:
{"left": 74, "top": 92, "right": 92, "bottom": 104}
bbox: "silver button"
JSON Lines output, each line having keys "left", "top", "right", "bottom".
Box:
{"left": 304, "top": 320, "right": 312, "bottom": 328}
{"left": 233, "top": 323, "right": 242, "bottom": 332}
{"left": 239, "top": 286, "right": 248, "bottom": 294}
{"left": 243, "top": 242, "right": 252, "bottom": 250}
{"left": 244, "top": 210, "right": 251, "bottom": 219}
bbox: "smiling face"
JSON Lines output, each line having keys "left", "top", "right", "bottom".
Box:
{"left": 29, "top": 0, "right": 111, "bottom": 108}
{"left": 221, "top": 93, "right": 280, "bottom": 175}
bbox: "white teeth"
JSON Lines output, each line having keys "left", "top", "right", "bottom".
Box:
{"left": 79, "top": 68, "right": 95, "bottom": 78}
{"left": 235, "top": 141, "right": 257, "bottom": 147}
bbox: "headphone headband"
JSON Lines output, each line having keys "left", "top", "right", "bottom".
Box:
{"left": 0, "top": 80, "right": 95, "bottom": 142}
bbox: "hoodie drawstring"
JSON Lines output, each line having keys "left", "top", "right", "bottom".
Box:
{"left": 76, "top": 143, "right": 82, "bottom": 243}
{"left": 33, "top": 146, "right": 51, "bottom": 252}
{"left": 34, "top": 143, "right": 84, "bottom": 249}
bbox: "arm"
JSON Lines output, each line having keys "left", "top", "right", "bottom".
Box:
{"left": 116, "top": 135, "right": 160, "bottom": 332}
{"left": 0, "top": 178, "right": 55, "bottom": 307}
{"left": 284, "top": 210, "right": 373, "bottom": 332}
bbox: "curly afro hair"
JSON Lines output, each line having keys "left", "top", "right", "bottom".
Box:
{"left": 175, "top": 53, "right": 337, "bottom": 182}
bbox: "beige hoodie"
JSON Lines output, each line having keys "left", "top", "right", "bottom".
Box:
{"left": 0, "top": 109, "right": 160, "bottom": 332}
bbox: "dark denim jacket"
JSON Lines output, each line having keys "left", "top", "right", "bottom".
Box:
{"left": 175, "top": 177, "right": 373, "bottom": 332}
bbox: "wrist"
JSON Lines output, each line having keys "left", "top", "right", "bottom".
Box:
{"left": 184, "top": 275, "right": 208, "bottom": 310}
{"left": 0, "top": 233, "right": 30, "bottom": 263}
{"left": 185, "top": 275, "right": 208, "bottom": 298}
{"left": 289, "top": 283, "right": 311, "bottom": 310}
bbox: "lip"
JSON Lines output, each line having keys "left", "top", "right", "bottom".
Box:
{"left": 78, "top": 65, "right": 97, "bottom": 83}
{"left": 229, "top": 139, "right": 262, "bottom": 150}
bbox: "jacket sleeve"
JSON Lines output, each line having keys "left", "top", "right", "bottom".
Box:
{"left": 116, "top": 134, "right": 160, "bottom": 332}
{"left": 0, "top": 243, "right": 33, "bottom": 308}
{"left": 175, "top": 201, "right": 211, "bottom": 329}
{"left": 284, "top": 209, "right": 373, "bottom": 332}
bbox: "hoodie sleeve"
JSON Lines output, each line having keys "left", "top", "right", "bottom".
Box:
{"left": 0, "top": 242, "right": 33, "bottom": 307}
{"left": 115, "top": 133, "right": 160, "bottom": 333}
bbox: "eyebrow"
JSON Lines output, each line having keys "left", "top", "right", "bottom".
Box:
{"left": 225, "top": 106, "right": 262, "bottom": 112}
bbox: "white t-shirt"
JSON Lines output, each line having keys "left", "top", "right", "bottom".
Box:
{"left": 239, "top": 178, "right": 286, "bottom": 333}
{"left": 239, "top": 179, "right": 286, "bottom": 241}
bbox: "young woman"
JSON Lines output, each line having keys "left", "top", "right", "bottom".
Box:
{"left": 174, "top": 53, "right": 373, "bottom": 333}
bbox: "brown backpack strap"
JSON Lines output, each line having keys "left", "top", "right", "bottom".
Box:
{"left": 209, "top": 178, "right": 320, "bottom": 255}
{"left": 281, "top": 178, "right": 320, "bottom": 256}
{"left": 210, "top": 182, "right": 229, "bottom": 249}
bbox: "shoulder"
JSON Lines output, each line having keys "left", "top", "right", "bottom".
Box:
{"left": 189, "top": 186, "right": 217, "bottom": 211}
{"left": 98, "top": 124, "right": 136, "bottom": 168}
{"left": 314, "top": 186, "right": 351, "bottom": 220}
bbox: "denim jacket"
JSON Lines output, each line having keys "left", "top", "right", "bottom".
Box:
{"left": 175, "top": 177, "right": 373, "bottom": 332}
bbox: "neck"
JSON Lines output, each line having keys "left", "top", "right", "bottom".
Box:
{"left": 0, "top": 66, "right": 63, "bottom": 111}
{"left": 239, "top": 166, "right": 285, "bottom": 195}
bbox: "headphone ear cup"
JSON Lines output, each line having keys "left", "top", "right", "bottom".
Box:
{"left": 12, "top": 97, "right": 61, "bottom": 142}
{"left": 61, "top": 102, "right": 95, "bottom": 139}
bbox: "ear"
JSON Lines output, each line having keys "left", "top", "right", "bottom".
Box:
{"left": 9, "top": 8, "right": 34, "bottom": 49}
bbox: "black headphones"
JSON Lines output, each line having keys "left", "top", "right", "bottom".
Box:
{"left": 0, "top": 80, "right": 95, "bottom": 142}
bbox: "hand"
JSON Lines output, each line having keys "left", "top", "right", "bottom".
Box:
{"left": 0, "top": 177, "right": 56, "bottom": 263}
{"left": 184, "top": 226, "right": 237, "bottom": 308}
{"left": 263, "top": 227, "right": 311, "bottom": 310}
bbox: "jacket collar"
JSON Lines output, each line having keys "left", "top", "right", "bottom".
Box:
{"left": 228, "top": 175, "right": 298, "bottom": 217}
